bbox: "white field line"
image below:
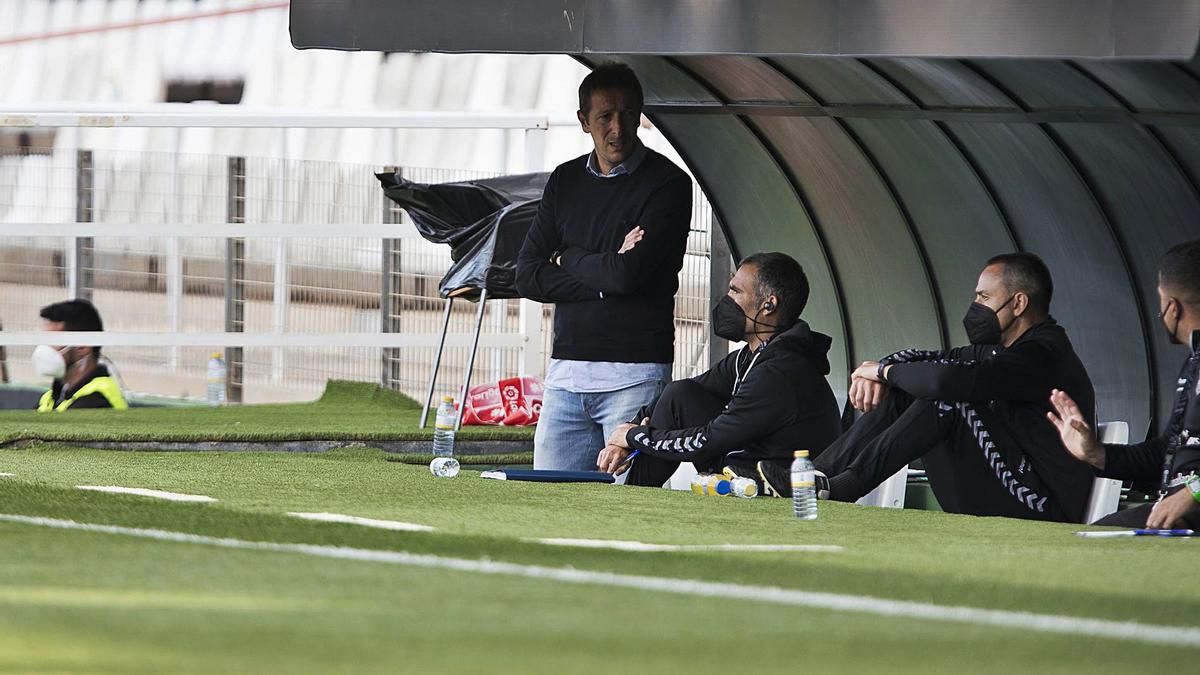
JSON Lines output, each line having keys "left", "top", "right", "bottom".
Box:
{"left": 531, "top": 538, "right": 843, "bottom": 553}
{"left": 287, "top": 512, "right": 435, "bottom": 532}
{"left": 1, "top": 515, "right": 1197, "bottom": 648}
{"left": 0, "top": 473, "right": 13, "bottom": 477}
{"left": 75, "top": 486, "right": 216, "bottom": 503}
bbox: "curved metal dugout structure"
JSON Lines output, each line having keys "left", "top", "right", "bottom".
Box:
{"left": 291, "top": 0, "right": 1200, "bottom": 437}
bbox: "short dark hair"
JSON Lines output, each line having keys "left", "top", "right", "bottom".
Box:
{"left": 578, "top": 63, "right": 644, "bottom": 116}
{"left": 986, "top": 252, "right": 1053, "bottom": 315}
{"left": 39, "top": 299, "right": 103, "bottom": 354}
{"left": 739, "top": 252, "right": 809, "bottom": 327}
{"left": 1160, "top": 239, "right": 1200, "bottom": 308}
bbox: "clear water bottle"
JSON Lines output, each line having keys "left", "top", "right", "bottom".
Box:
{"left": 689, "top": 473, "right": 730, "bottom": 496}
{"left": 205, "top": 353, "right": 226, "bottom": 406}
{"left": 430, "top": 396, "right": 460, "bottom": 478}
{"left": 728, "top": 476, "right": 759, "bottom": 499}
{"left": 791, "top": 450, "right": 818, "bottom": 520}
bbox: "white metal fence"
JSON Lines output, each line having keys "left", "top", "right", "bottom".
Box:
{"left": 0, "top": 108, "right": 715, "bottom": 405}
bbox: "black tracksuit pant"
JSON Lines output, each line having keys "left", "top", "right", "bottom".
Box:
{"left": 813, "top": 390, "right": 1069, "bottom": 521}
{"left": 626, "top": 380, "right": 727, "bottom": 487}
{"left": 1092, "top": 488, "right": 1200, "bottom": 528}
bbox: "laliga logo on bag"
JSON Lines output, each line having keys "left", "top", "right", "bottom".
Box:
{"left": 461, "top": 376, "right": 544, "bottom": 426}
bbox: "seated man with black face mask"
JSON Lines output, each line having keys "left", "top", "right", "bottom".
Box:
{"left": 759, "top": 253, "right": 1095, "bottom": 523}
{"left": 596, "top": 252, "right": 841, "bottom": 487}
{"left": 1049, "top": 240, "right": 1200, "bottom": 528}
{"left": 34, "top": 299, "right": 127, "bottom": 412}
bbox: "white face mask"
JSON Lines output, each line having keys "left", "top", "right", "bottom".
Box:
{"left": 32, "top": 344, "right": 67, "bottom": 379}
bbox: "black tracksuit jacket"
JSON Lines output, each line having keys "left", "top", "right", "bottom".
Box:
{"left": 1099, "top": 331, "right": 1200, "bottom": 485}
{"left": 623, "top": 320, "right": 842, "bottom": 465}
{"left": 881, "top": 318, "right": 1097, "bottom": 522}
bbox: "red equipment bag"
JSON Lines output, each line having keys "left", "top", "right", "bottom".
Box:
{"left": 461, "top": 376, "right": 543, "bottom": 426}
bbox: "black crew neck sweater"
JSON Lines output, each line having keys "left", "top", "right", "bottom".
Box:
{"left": 515, "top": 148, "right": 692, "bottom": 363}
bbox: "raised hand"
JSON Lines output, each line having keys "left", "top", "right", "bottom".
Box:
{"left": 1046, "top": 388, "right": 1105, "bottom": 470}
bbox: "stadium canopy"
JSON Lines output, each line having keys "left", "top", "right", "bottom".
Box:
{"left": 291, "top": 0, "right": 1200, "bottom": 437}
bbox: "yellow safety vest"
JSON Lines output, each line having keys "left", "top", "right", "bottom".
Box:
{"left": 37, "top": 376, "right": 128, "bottom": 412}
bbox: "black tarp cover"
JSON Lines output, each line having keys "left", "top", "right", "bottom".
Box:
{"left": 377, "top": 171, "right": 549, "bottom": 301}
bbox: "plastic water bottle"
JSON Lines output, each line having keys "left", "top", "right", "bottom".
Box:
{"left": 728, "top": 476, "right": 759, "bottom": 499}
{"left": 791, "top": 450, "right": 818, "bottom": 520}
{"left": 689, "top": 473, "right": 731, "bottom": 496}
{"left": 205, "top": 353, "right": 226, "bottom": 406}
{"left": 430, "top": 396, "right": 460, "bottom": 478}
{"left": 721, "top": 467, "right": 759, "bottom": 499}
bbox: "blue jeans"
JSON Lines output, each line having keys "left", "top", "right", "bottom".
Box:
{"left": 533, "top": 379, "right": 667, "bottom": 472}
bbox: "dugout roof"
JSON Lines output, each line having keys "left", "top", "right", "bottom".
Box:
{"left": 291, "top": 0, "right": 1200, "bottom": 436}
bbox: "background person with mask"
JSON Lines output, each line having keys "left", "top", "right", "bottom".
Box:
{"left": 34, "top": 299, "right": 127, "bottom": 411}
{"left": 516, "top": 63, "right": 692, "bottom": 472}
{"left": 597, "top": 252, "right": 841, "bottom": 488}
{"left": 763, "top": 253, "right": 1095, "bottom": 522}
{"left": 1049, "top": 240, "right": 1200, "bottom": 528}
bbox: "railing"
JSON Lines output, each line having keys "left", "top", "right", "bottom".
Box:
{"left": 0, "top": 105, "right": 715, "bottom": 405}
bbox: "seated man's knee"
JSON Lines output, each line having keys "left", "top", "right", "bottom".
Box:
{"left": 660, "top": 379, "right": 706, "bottom": 404}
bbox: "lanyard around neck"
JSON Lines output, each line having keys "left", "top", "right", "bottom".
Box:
{"left": 1159, "top": 349, "right": 1200, "bottom": 498}
{"left": 732, "top": 342, "right": 769, "bottom": 398}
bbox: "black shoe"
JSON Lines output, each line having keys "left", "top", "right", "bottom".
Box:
{"left": 756, "top": 460, "right": 791, "bottom": 498}
{"left": 756, "top": 460, "right": 830, "bottom": 500}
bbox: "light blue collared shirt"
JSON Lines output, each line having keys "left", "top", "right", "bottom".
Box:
{"left": 585, "top": 140, "right": 647, "bottom": 178}
{"left": 546, "top": 139, "right": 669, "bottom": 393}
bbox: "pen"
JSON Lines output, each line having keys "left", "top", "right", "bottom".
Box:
{"left": 614, "top": 450, "right": 640, "bottom": 472}
{"left": 1076, "top": 528, "right": 1196, "bottom": 538}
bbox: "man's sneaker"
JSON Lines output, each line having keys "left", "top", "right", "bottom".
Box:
{"left": 755, "top": 460, "right": 791, "bottom": 498}
{"left": 756, "top": 460, "right": 830, "bottom": 499}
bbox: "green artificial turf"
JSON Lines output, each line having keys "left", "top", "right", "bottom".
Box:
{"left": 0, "top": 442, "right": 1199, "bottom": 674}
{"left": 0, "top": 380, "right": 535, "bottom": 445}
{"left": 3, "top": 518, "right": 1187, "bottom": 675}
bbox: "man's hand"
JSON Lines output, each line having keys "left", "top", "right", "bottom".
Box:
{"left": 1147, "top": 488, "right": 1199, "bottom": 529}
{"left": 852, "top": 360, "right": 882, "bottom": 382}
{"left": 618, "top": 225, "right": 644, "bottom": 254}
{"left": 1046, "top": 388, "right": 1106, "bottom": 470}
{"left": 597, "top": 444, "right": 632, "bottom": 475}
{"left": 849, "top": 361, "right": 887, "bottom": 412}
{"left": 849, "top": 377, "right": 888, "bottom": 413}
{"left": 606, "top": 418, "right": 647, "bottom": 449}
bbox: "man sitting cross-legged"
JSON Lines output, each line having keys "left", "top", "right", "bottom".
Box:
{"left": 759, "top": 252, "right": 1096, "bottom": 523}
{"left": 596, "top": 252, "right": 841, "bottom": 487}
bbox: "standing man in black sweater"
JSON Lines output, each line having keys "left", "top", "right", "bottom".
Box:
{"left": 515, "top": 63, "right": 692, "bottom": 472}
{"left": 760, "top": 253, "right": 1096, "bottom": 522}
{"left": 1049, "top": 240, "right": 1200, "bottom": 528}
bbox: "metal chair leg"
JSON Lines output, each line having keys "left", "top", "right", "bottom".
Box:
{"left": 419, "top": 297, "right": 454, "bottom": 429}
{"left": 455, "top": 288, "right": 488, "bottom": 431}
